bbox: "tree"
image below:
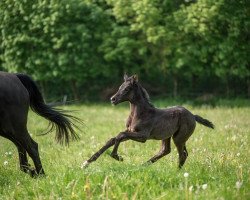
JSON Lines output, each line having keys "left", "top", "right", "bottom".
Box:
{"left": 0, "top": 0, "right": 111, "bottom": 99}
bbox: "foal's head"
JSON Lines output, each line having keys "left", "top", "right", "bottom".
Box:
{"left": 111, "top": 74, "right": 149, "bottom": 105}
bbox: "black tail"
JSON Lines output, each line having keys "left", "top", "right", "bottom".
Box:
{"left": 194, "top": 115, "right": 214, "bottom": 129}
{"left": 16, "top": 73, "right": 79, "bottom": 144}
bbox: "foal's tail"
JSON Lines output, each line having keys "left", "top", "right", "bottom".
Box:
{"left": 194, "top": 115, "right": 214, "bottom": 129}
{"left": 16, "top": 73, "right": 79, "bottom": 144}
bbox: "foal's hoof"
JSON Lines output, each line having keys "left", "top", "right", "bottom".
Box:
{"left": 110, "top": 153, "right": 124, "bottom": 161}
{"left": 142, "top": 161, "right": 153, "bottom": 166}
{"left": 81, "top": 160, "right": 90, "bottom": 169}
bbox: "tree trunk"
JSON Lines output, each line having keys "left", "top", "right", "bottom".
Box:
{"left": 70, "top": 80, "right": 80, "bottom": 100}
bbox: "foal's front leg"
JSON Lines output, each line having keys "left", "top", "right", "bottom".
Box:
{"left": 110, "top": 132, "right": 148, "bottom": 161}
{"left": 81, "top": 137, "right": 117, "bottom": 168}
{"left": 81, "top": 132, "right": 147, "bottom": 168}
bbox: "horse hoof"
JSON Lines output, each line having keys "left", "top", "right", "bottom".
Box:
{"left": 142, "top": 161, "right": 152, "bottom": 166}
{"left": 29, "top": 169, "right": 38, "bottom": 178}
{"left": 110, "top": 153, "right": 123, "bottom": 161}
{"left": 81, "top": 161, "right": 90, "bottom": 169}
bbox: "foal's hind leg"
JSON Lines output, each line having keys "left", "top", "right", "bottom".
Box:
{"left": 173, "top": 121, "right": 195, "bottom": 168}
{"left": 174, "top": 142, "right": 188, "bottom": 168}
{"left": 173, "top": 135, "right": 189, "bottom": 168}
{"left": 184, "top": 145, "right": 188, "bottom": 157}
{"left": 146, "top": 138, "right": 171, "bottom": 164}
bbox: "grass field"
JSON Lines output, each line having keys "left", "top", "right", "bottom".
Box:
{"left": 0, "top": 100, "right": 249, "bottom": 199}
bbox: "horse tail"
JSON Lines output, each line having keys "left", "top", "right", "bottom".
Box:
{"left": 194, "top": 115, "right": 214, "bottom": 129}
{"left": 16, "top": 73, "right": 79, "bottom": 144}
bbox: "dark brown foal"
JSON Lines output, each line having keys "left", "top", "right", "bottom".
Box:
{"left": 82, "top": 74, "right": 214, "bottom": 168}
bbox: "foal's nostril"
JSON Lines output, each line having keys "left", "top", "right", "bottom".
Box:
{"left": 111, "top": 97, "right": 116, "bottom": 102}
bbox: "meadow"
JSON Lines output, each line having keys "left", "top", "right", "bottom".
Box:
{"left": 0, "top": 99, "right": 249, "bottom": 199}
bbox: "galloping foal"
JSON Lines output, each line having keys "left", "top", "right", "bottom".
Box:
{"left": 0, "top": 72, "right": 79, "bottom": 177}
{"left": 82, "top": 74, "right": 214, "bottom": 168}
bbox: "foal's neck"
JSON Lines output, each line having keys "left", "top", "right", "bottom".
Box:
{"left": 129, "top": 86, "right": 152, "bottom": 116}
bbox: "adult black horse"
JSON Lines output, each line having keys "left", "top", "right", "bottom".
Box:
{"left": 0, "top": 72, "right": 79, "bottom": 177}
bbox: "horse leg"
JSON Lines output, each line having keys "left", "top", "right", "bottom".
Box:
{"left": 173, "top": 122, "right": 194, "bottom": 168}
{"left": 184, "top": 145, "right": 188, "bottom": 157}
{"left": 0, "top": 132, "right": 34, "bottom": 174}
{"left": 24, "top": 137, "right": 45, "bottom": 176}
{"left": 175, "top": 142, "right": 188, "bottom": 168}
{"left": 173, "top": 131, "right": 188, "bottom": 168}
{"left": 82, "top": 132, "right": 147, "bottom": 168}
{"left": 17, "top": 129, "right": 45, "bottom": 177}
{"left": 81, "top": 137, "right": 116, "bottom": 168}
{"left": 17, "top": 145, "right": 33, "bottom": 174}
{"left": 145, "top": 138, "right": 171, "bottom": 164}
{"left": 110, "top": 137, "right": 128, "bottom": 161}
{"left": 110, "top": 132, "right": 147, "bottom": 161}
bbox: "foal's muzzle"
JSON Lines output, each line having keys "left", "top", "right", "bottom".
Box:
{"left": 110, "top": 96, "right": 118, "bottom": 105}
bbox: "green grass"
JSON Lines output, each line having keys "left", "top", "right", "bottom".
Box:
{"left": 0, "top": 100, "right": 249, "bottom": 199}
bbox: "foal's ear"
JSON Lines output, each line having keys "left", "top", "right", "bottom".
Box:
{"left": 132, "top": 74, "right": 138, "bottom": 82}
{"left": 124, "top": 73, "right": 129, "bottom": 81}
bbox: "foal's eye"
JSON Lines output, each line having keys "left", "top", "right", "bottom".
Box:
{"left": 124, "top": 88, "right": 129, "bottom": 92}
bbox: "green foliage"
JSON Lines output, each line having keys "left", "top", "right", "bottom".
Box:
{"left": 0, "top": 0, "right": 110, "bottom": 82}
{"left": 0, "top": 0, "right": 249, "bottom": 99}
{"left": 0, "top": 102, "right": 249, "bottom": 199}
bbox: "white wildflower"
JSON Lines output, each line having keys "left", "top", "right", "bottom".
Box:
{"left": 231, "top": 136, "right": 237, "bottom": 141}
{"left": 3, "top": 161, "right": 8, "bottom": 166}
{"left": 8, "top": 151, "right": 12, "bottom": 155}
{"left": 235, "top": 181, "right": 243, "bottom": 189}
{"left": 236, "top": 153, "right": 240, "bottom": 157}
{"left": 202, "top": 184, "right": 208, "bottom": 190}
{"left": 184, "top": 172, "right": 189, "bottom": 178}
{"left": 189, "top": 185, "right": 193, "bottom": 191}
{"left": 179, "top": 183, "right": 184, "bottom": 190}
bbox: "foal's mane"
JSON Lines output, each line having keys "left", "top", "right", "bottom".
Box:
{"left": 137, "top": 83, "right": 154, "bottom": 107}
{"left": 141, "top": 86, "right": 150, "bottom": 101}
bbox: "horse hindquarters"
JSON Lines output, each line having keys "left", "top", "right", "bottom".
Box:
{"left": 173, "top": 113, "right": 196, "bottom": 168}
{"left": 10, "top": 112, "right": 45, "bottom": 176}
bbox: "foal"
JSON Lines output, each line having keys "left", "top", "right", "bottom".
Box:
{"left": 82, "top": 74, "right": 214, "bottom": 168}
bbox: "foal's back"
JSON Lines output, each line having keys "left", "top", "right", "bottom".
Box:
{"left": 149, "top": 106, "right": 196, "bottom": 140}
